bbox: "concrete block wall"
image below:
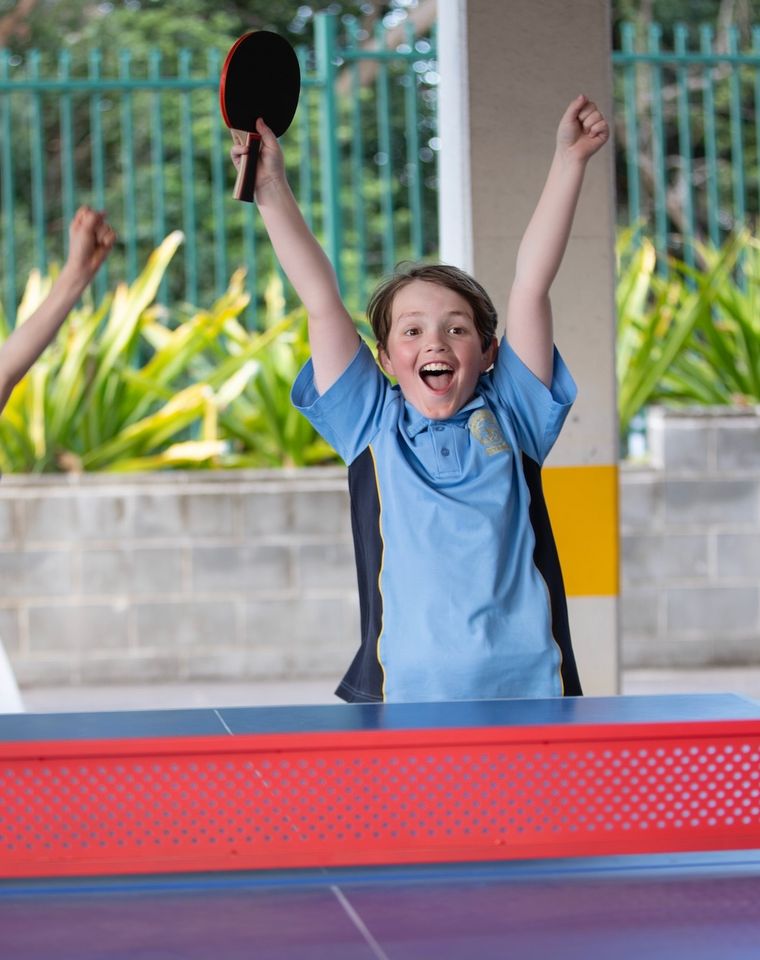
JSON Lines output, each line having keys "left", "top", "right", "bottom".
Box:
{"left": 0, "top": 469, "right": 359, "bottom": 687}
{"left": 2, "top": 406, "right": 758, "bottom": 688}
{"left": 620, "top": 407, "right": 760, "bottom": 668}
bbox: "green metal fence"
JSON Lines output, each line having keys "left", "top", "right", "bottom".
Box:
{"left": 0, "top": 13, "right": 439, "bottom": 325}
{"left": 613, "top": 22, "right": 760, "bottom": 269}
{"left": 1, "top": 17, "right": 759, "bottom": 327}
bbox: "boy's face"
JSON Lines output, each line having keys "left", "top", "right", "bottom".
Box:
{"left": 378, "top": 280, "right": 497, "bottom": 420}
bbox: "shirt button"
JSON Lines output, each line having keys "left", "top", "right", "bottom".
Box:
{"left": 441, "top": 448, "right": 450, "bottom": 457}
{"left": 434, "top": 425, "right": 444, "bottom": 432}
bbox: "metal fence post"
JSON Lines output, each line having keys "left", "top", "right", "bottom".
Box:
{"left": 58, "top": 50, "right": 75, "bottom": 247}
{"left": 619, "top": 23, "right": 641, "bottom": 242}
{"left": 727, "top": 26, "right": 747, "bottom": 232}
{"left": 179, "top": 48, "right": 198, "bottom": 307}
{"left": 0, "top": 50, "right": 17, "bottom": 322}
{"left": 314, "top": 13, "right": 343, "bottom": 295}
{"left": 699, "top": 25, "right": 721, "bottom": 250}
{"left": 674, "top": 24, "right": 695, "bottom": 272}
{"left": 88, "top": 49, "right": 108, "bottom": 299}
{"left": 28, "top": 50, "right": 47, "bottom": 276}
{"left": 647, "top": 23, "right": 668, "bottom": 273}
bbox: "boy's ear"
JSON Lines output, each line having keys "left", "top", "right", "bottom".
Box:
{"left": 378, "top": 346, "right": 394, "bottom": 376}
{"left": 481, "top": 336, "right": 498, "bottom": 371}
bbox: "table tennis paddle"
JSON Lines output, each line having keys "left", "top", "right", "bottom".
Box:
{"left": 220, "top": 30, "right": 301, "bottom": 203}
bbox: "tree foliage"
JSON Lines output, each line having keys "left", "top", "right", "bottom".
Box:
{"left": 0, "top": 1, "right": 429, "bottom": 57}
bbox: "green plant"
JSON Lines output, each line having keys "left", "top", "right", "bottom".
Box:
{"left": 0, "top": 237, "right": 339, "bottom": 473}
{"left": 616, "top": 228, "right": 749, "bottom": 436}
{"left": 661, "top": 235, "right": 760, "bottom": 406}
{"left": 0, "top": 234, "right": 199, "bottom": 472}
{"left": 217, "top": 315, "right": 339, "bottom": 468}
{"left": 190, "top": 275, "right": 342, "bottom": 468}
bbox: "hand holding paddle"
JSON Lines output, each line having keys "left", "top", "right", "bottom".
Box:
{"left": 230, "top": 117, "right": 285, "bottom": 200}
{"left": 220, "top": 30, "right": 300, "bottom": 203}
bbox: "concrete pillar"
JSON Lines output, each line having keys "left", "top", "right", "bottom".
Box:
{"left": 438, "top": 0, "right": 619, "bottom": 694}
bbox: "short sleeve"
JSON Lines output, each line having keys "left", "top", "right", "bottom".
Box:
{"left": 291, "top": 340, "right": 394, "bottom": 464}
{"left": 489, "top": 338, "right": 577, "bottom": 464}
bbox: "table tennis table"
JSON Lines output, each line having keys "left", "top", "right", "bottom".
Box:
{"left": 2, "top": 693, "right": 760, "bottom": 959}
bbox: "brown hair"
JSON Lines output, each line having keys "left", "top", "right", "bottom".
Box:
{"left": 367, "top": 263, "right": 498, "bottom": 352}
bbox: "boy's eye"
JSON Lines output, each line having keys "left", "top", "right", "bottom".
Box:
{"left": 448, "top": 325, "right": 467, "bottom": 335}
{"left": 402, "top": 327, "right": 420, "bottom": 336}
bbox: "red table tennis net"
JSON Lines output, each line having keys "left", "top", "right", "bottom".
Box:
{"left": 2, "top": 719, "right": 759, "bottom": 877}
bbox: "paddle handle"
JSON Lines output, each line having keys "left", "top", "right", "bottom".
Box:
{"left": 233, "top": 131, "right": 260, "bottom": 203}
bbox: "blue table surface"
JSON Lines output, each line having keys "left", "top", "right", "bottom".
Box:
{"left": 2, "top": 851, "right": 760, "bottom": 960}
{"left": 1, "top": 693, "right": 760, "bottom": 743}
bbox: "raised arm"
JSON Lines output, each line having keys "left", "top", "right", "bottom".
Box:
{"left": 232, "top": 119, "right": 359, "bottom": 394}
{"left": 506, "top": 95, "right": 609, "bottom": 387}
{"left": 0, "top": 206, "right": 115, "bottom": 413}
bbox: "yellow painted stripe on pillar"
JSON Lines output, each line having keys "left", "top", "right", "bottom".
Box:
{"left": 542, "top": 464, "right": 619, "bottom": 598}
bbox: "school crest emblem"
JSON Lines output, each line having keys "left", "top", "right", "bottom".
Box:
{"left": 468, "top": 409, "right": 510, "bottom": 456}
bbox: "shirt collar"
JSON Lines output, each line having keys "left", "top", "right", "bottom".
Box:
{"left": 403, "top": 393, "right": 486, "bottom": 438}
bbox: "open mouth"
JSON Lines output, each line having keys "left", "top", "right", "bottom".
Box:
{"left": 419, "top": 362, "right": 454, "bottom": 391}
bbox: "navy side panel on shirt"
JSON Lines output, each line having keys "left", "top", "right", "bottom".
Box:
{"left": 335, "top": 446, "right": 582, "bottom": 704}
{"left": 522, "top": 453, "right": 582, "bottom": 697}
{"left": 337, "top": 448, "right": 386, "bottom": 703}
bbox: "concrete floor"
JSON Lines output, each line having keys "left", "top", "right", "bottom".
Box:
{"left": 17, "top": 667, "right": 760, "bottom": 713}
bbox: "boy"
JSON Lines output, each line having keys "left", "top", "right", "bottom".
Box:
{"left": 233, "top": 94, "right": 608, "bottom": 703}
{"left": 0, "top": 205, "right": 115, "bottom": 712}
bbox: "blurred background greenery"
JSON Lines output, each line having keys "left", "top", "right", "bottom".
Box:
{"left": 0, "top": 0, "right": 758, "bottom": 470}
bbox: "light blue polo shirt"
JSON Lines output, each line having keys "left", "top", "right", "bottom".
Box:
{"left": 292, "top": 337, "right": 576, "bottom": 702}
